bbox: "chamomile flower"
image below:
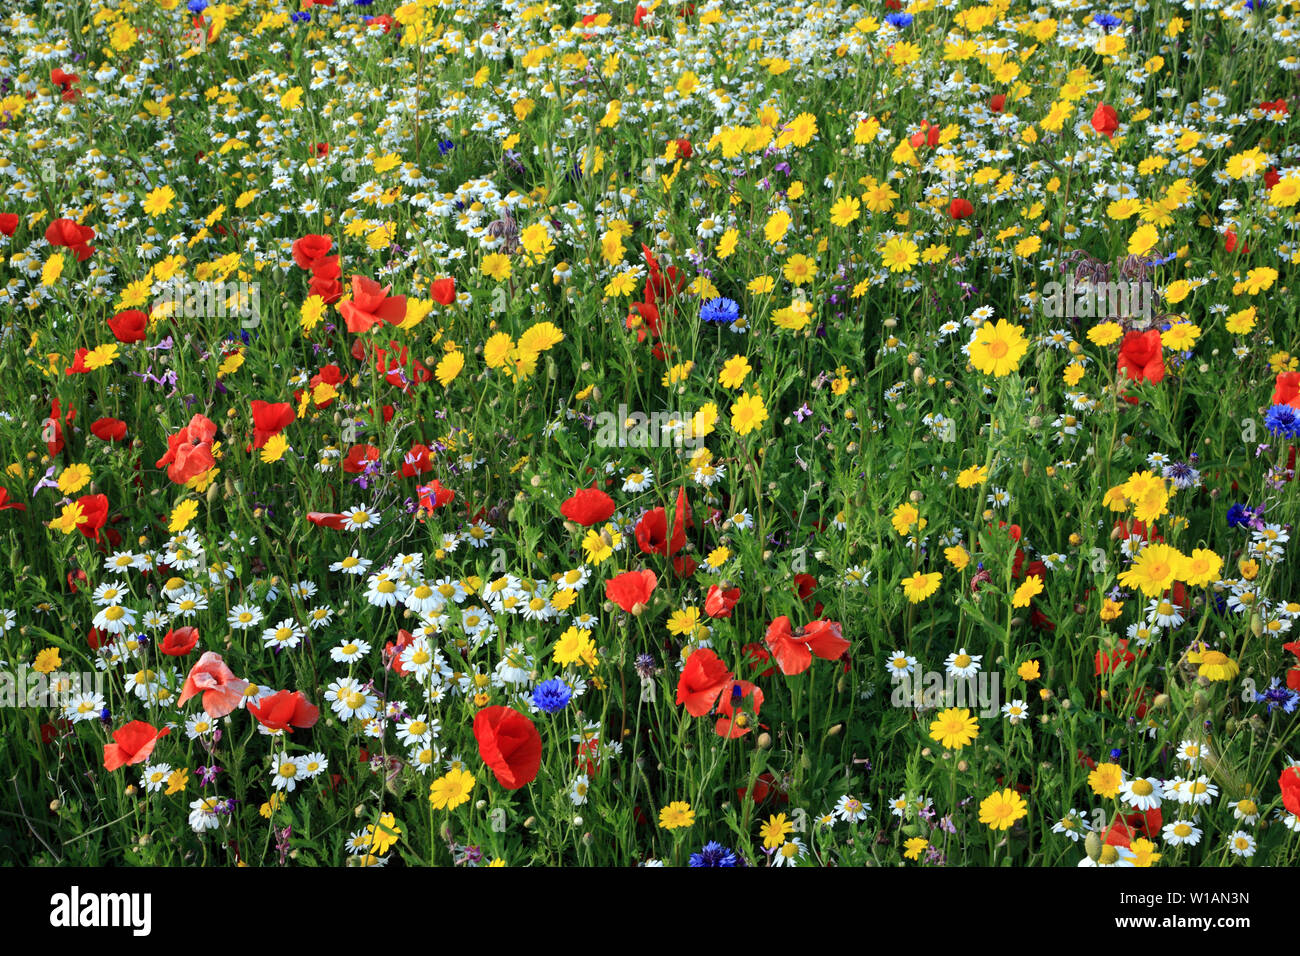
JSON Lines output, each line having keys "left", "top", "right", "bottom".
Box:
{"left": 331, "top": 639, "right": 371, "bottom": 663}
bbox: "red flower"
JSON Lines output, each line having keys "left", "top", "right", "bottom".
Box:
{"left": 339, "top": 275, "right": 407, "bottom": 333}
{"left": 107, "top": 309, "right": 148, "bottom": 344}
{"left": 430, "top": 277, "right": 456, "bottom": 306}
{"left": 341, "top": 443, "right": 381, "bottom": 473}
{"left": 308, "top": 256, "right": 344, "bottom": 303}
{"left": 250, "top": 400, "right": 295, "bottom": 449}
{"left": 103, "top": 721, "right": 170, "bottom": 771}
{"left": 385, "top": 628, "right": 417, "bottom": 675}
{"left": 90, "top": 416, "right": 128, "bottom": 442}
{"left": 989, "top": 94, "right": 1006, "bottom": 113}
{"left": 417, "top": 480, "right": 455, "bottom": 512}
{"left": 51, "top": 68, "right": 79, "bottom": 92}
{"left": 44, "top": 399, "right": 74, "bottom": 456}
{"left": 473, "top": 706, "right": 542, "bottom": 790}
{"left": 1265, "top": 167, "right": 1281, "bottom": 189}
{"left": 1091, "top": 103, "right": 1119, "bottom": 139}
{"left": 1282, "top": 766, "right": 1300, "bottom": 818}
{"left": 948, "top": 197, "right": 974, "bottom": 219}
{"left": 764, "top": 616, "right": 849, "bottom": 675}
{"left": 674, "top": 138, "right": 693, "bottom": 158}
{"left": 634, "top": 487, "right": 691, "bottom": 556}
{"left": 1259, "top": 98, "right": 1288, "bottom": 116}
{"left": 0, "top": 212, "right": 17, "bottom": 236}
{"left": 248, "top": 690, "right": 321, "bottom": 733}
{"left": 1095, "top": 638, "right": 1137, "bottom": 675}
{"left": 1273, "top": 371, "right": 1300, "bottom": 410}
{"left": 675, "top": 647, "right": 734, "bottom": 717}
{"left": 292, "top": 234, "right": 334, "bottom": 270}
{"left": 704, "top": 584, "right": 740, "bottom": 618}
{"left": 399, "top": 443, "right": 434, "bottom": 477}
{"left": 156, "top": 413, "right": 217, "bottom": 484}
{"left": 160, "top": 625, "right": 200, "bottom": 656}
{"left": 44, "top": 218, "right": 96, "bottom": 261}
{"left": 605, "top": 569, "right": 657, "bottom": 613}
{"left": 306, "top": 511, "right": 348, "bottom": 530}
{"left": 741, "top": 642, "right": 777, "bottom": 678}
{"left": 715, "top": 680, "right": 763, "bottom": 738}
{"left": 1223, "top": 229, "right": 1249, "bottom": 255}
{"left": 1117, "top": 329, "right": 1164, "bottom": 391}
{"left": 0, "top": 487, "right": 26, "bottom": 512}
{"left": 560, "top": 484, "right": 616, "bottom": 526}
{"left": 73, "top": 493, "right": 109, "bottom": 542}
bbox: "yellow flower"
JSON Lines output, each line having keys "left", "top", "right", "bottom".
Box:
{"left": 764, "top": 210, "right": 791, "bottom": 244}
{"left": 782, "top": 254, "right": 817, "bottom": 285}
{"left": 979, "top": 788, "right": 1028, "bottom": 831}
{"left": 1130, "top": 837, "right": 1161, "bottom": 867}
{"left": 42, "top": 253, "right": 64, "bottom": 287}
{"left": 1012, "top": 575, "right": 1044, "bottom": 608}
{"left": 956, "top": 464, "right": 988, "bottom": 488}
{"left": 716, "top": 229, "right": 739, "bottom": 259}
{"left": 760, "top": 813, "right": 795, "bottom": 850}
{"left": 1179, "top": 548, "right": 1222, "bottom": 587}
{"left": 1017, "top": 660, "right": 1041, "bottom": 681}
{"left": 718, "top": 354, "right": 751, "bottom": 389}
{"left": 1087, "top": 321, "right": 1123, "bottom": 346}
{"left": 879, "top": 236, "right": 919, "bottom": 273}
{"left": 33, "top": 647, "right": 62, "bottom": 675}
{"left": 260, "top": 433, "right": 289, "bottom": 464}
{"left": 967, "top": 320, "right": 1028, "bottom": 377}
{"left": 1161, "top": 323, "right": 1200, "bottom": 350}
{"left": 1063, "top": 361, "right": 1085, "bottom": 386}
{"left": 1269, "top": 176, "right": 1300, "bottom": 207}
{"left": 435, "top": 350, "right": 465, "bottom": 387}
{"left": 554, "top": 626, "right": 599, "bottom": 668}
{"left": 1187, "top": 644, "right": 1239, "bottom": 682}
{"left": 730, "top": 392, "right": 768, "bottom": 436}
{"left": 944, "top": 544, "right": 970, "bottom": 570}
{"left": 1088, "top": 762, "right": 1124, "bottom": 799}
{"left": 1117, "top": 543, "right": 1183, "bottom": 597}
{"left": 1225, "top": 306, "right": 1256, "bottom": 335}
{"left": 658, "top": 800, "right": 695, "bottom": 830}
{"left": 481, "top": 253, "right": 512, "bottom": 281}
{"left": 929, "top": 707, "right": 978, "bottom": 750}
{"left": 891, "top": 502, "right": 922, "bottom": 536}
{"left": 518, "top": 321, "right": 564, "bottom": 353}
{"left": 903, "top": 837, "right": 929, "bottom": 861}
{"left": 83, "top": 344, "right": 119, "bottom": 371}
{"left": 57, "top": 463, "right": 91, "bottom": 495}
{"left": 429, "top": 768, "right": 476, "bottom": 810}
{"left": 901, "top": 571, "right": 942, "bottom": 603}
{"left": 169, "top": 498, "right": 199, "bottom": 533}
{"left": 165, "top": 768, "right": 189, "bottom": 795}
{"left": 1100, "top": 597, "right": 1123, "bottom": 621}
{"left": 830, "top": 196, "right": 860, "bottom": 227}
{"left": 1127, "top": 224, "right": 1159, "bottom": 256}
{"left": 365, "top": 812, "right": 402, "bottom": 854}
{"left": 142, "top": 185, "right": 177, "bottom": 217}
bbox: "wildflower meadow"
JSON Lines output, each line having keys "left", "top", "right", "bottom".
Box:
{"left": 2, "top": 0, "right": 1300, "bottom": 879}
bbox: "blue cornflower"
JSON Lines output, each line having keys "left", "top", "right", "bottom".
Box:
{"left": 700, "top": 296, "right": 739, "bottom": 324}
{"left": 1246, "top": 0, "right": 1265, "bottom": 10}
{"left": 291, "top": 10, "right": 311, "bottom": 21}
{"left": 532, "top": 678, "right": 573, "bottom": 714}
{"left": 688, "top": 841, "right": 738, "bottom": 867}
{"left": 188, "top": 0, "right": 208, "bottom": 13}
{"left": 1092, "top": 13, "right": 1122, "bottom": 29}
{"left": 1109, "top": 748, "right": 1123, "bottom": 760}
{"left": 1264, "top": 404, "right": 1300, "bottom": 440}
{"left": 438, "top": 139, "right": 456, "bottom": 155}
{"left": 885, "top": 12, "right": 913, "bottom": 27}
{"left": 1254, "top": 678, "right": 1299, "bottom": 715}
{"left": 1226, "top": 503, "right": 1251, "bottom": 529}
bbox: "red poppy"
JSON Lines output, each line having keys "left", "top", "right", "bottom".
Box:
{"left": 250, "top": 400, "right": 295, "bottom": 449}
{"left": 0, "top": 487, "right": 25, "bottom": 512}
{"left": 160, "top": 625, "right": 200, "bottom": 656}
{"left": 307, "top": 511, "right": 349, "bottom": 530}
{"left": 675, "top": 647, "right": 734, "bottom": 717}
{"left": 292, "top": 234, "right": 334, "bottom": 270}
{"left": 1223, "top": 228, "right": 1249, "bottom": 255}
{"left": 430, "top": 277, "right": 456, "bottom": 306}
{"left": 1095, "top": 638, "right": 1137, "bottom": 675}
{"left": 634, "top": 487, "right": 691, "bottom": 556}
{"left": 103, "top": 720, "right": 170, "bottom": 771}
{"left": 948, "top": 197, "right": 974, "bottom": 220}
{"left": 1091, "top": 103, "right": 1119, "bottom": 139}
{"left": 1266, "top": 167, "right": 1281, "bottom": 189}
{"left": 339, "top": 275, "right": 407, "bottom": 333}
{"left": 384, "top": 628, "right": 417, "bottom": 675}
{"left": 342, "top": 443, "right": 381, "bottom": 473}
{"left": 45, "top": 399, "right": 74, "bottom": 456}
{"left": 908, "top": 121, "right": 940, "bottom": 149}
{"left": 72, "top": 493, "right": 109, "bottom": 542}
{"left": 248, "top": 690, "right": 321, "bottom": 733}
{"left": 308, "top": 256, "right": 344, "bottom": 303}
{"left": 704, "top": 584, "right": 740, "bottom": 618}
{"left": 1116, "top": 329, "right": 1164, "bottom": 398}
{"left": 605, "top": 569, "right": 657, "bottom": 613}
{"left": 764, "top": 616, "right": 849, "bottom": 675}
{"left": 1259, "top": 98, "right": 1288, "bottom": 116}
{"left": 0, "top": 212, "right": 17, "bottom": 236}
{"left": 474, "top": 706, "right": 542, "bottom": 790}
{"left": 51, "top": 68, "right": 79, "bottom": 92}
{"left": 989, "top": 94, "right": 1006, "bottom": 113}
{"left": 156, "top": 413, "right": 217, "bottom": 484}
{"left": 673, "top": 138, "right": 693, "bottom": 158}
{"left": 399, "top": 443, "right": 434, "bottom": 477}
{"left": 1282, "top": 766, "right": 1300, "bottom": 818}
{"left": 741, "top": 642, "right": 777, "bottom": 678}
{"left": 44, "top": 218, "right": 96, "bottom": 261}
{"left": 107, "top": 309, "right": 148, "bottom": 344}
{"left": 715, "top": 680, "right": 763, "bottom": 738}
{"left": 90, "top": 416, "right": 128, "bottom": 442}
{"left": 417, "top": 480, "right": 455, "bottom": 512}
{"left": 560, "top": 484, "right": 616, "bottom": 526}
{"left": 1273, "top": 371, "right": 1300, "bottom": 410}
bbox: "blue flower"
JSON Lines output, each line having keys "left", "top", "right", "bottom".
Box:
{"left": 700, "top": 297, "right": 739, "bottom": 324}
{"left": 1226, "top": 503, "right": 1250, "bottom": 529}
{"left": 1254, "top": 678, "right": 1299, "bottom": 715}
{"left": 532, "top": 678, "right": 573, "bottom": 714}
{"left": 885, "top": 12, "right": 913, "bottom": 27}
{"left": 688, "top": 841, "right": 738, "bottom": 867}
{"left": 438, "top": 139, "right": 456, "bottom": 155}
{"left": 1092, "top": 13, "right": 1122, "bottom": 28}
{"left": 188, "top": 0, "right": 208, "bottom": 13}
{"left": 1264, "top": 404, "right": 1300, "bottom": 440}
